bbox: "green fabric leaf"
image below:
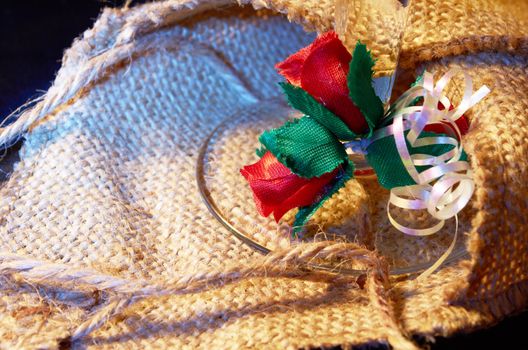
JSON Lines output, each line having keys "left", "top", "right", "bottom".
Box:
{"left": 279, "top": 82, "right": 358, "bottom": 141}
{"left": 255, "top": 146, "right": 267, "bottom": 158}
{"left": 293, "top": 160, "right": 354, "bottom": 235}
{"left": 347, "top": 41, "right": 385, "bottom": 136}
{"left": 259, "top": 116, "right": 348, "bottom": 178}
{"left": 366, "top": 131, "right": 467, "bottom": 189}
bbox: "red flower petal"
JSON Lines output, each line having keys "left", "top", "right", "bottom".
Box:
{"left": 271, "top": 169, "right": 338, "bottom": 222}
{"left": 240, "top": 152, "right": 338, "bottom": 222}
{"left": 276, "top": 31, "right": 368, "bottom": 134}
{"left": 300, "top": 34, "right": 368, "bottom": 134}
{"left": 424, "top": 103, "right": 470, "bottom": 136}
{"left": 455, "top": 115, "right": 470, "bottom": 135}
{"left": 275, "top": 32, "right": 338, "bottom": 87}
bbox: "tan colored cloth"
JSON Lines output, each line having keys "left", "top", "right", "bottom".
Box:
{"left": 0, "top": 1, "right": 527, "bottom": 349}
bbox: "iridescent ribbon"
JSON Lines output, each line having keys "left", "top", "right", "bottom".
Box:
{"left": 371, "top": 69, "right": 490, "bottom": 278}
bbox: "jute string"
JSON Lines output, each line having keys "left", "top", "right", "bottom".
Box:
{"left": 0, "top": 241, "right": 418, "bottom": 347}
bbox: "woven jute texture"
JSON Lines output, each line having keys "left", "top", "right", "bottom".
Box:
{"left": 0, "top": 1, "right": 527, "bottom": 349}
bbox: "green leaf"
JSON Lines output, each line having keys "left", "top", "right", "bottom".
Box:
{"left": 366, "top": 131, "right": 467, "bottom": 189}
{"left": 279, "top": 83, "right": 358, "bottom": 141}
{"left": 259, "top": 116, "right": 348, "bottom": 178}
{"left": 347, "top": 41, "right": 385, "bottom": 136}
{"left": 293, "top": 160, "right": 354, "bottom": 235}
{"left": 255, "top": 146, "right": 267, "bottom": 158}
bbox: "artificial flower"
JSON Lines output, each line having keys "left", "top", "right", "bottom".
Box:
{"left": 276, "top": 31, "right": 368, "bottom": 134}
{"left": 240, "top": 151, "right": 338, "bottom": 222}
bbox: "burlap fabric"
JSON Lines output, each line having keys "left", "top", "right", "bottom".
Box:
{"left": 0, "top": 1, "right": 527, "bottom": 349}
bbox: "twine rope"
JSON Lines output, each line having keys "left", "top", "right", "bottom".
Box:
{"left": 0, "top": 241, "right": 404, "bottom": 345}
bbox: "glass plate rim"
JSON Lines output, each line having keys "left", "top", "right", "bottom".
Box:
{"left": 196, "top": 99, "right": 469, "bottom": 277}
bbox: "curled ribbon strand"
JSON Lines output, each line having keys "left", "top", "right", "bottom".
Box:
{"left": 373, "top": 69, "right": 490, "bottom": 278}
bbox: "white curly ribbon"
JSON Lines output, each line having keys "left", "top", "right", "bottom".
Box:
{"left": 371, "top": 69, "right": 490, "bottom": 278}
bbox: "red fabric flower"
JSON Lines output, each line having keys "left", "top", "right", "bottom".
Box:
{"left": 240, "top": 151, "right": 338, "bottom": 222}
{"left": 276, "top": 31, "right": 368, "bottom": 134}
{"left": 424, "top": 103, "right": 470, "bottom": 136}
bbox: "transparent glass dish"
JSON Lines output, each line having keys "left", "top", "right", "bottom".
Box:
{"left": 196, "top": 98, "right": 468, "bottom": 276}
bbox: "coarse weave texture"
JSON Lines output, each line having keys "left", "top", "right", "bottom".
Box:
{"left": 0, "top": 1, "right": 527, "bottom": 349}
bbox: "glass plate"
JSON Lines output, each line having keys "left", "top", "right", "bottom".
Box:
{"left": 196, "top": 98, "right": 468, "bottom": 276}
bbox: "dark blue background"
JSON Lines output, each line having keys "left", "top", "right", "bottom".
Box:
{"left": 0, "top": 1, "right": 111, "bottom": 117}
{"left": 0, "top": 1, "right": 526, "bottom": 349}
